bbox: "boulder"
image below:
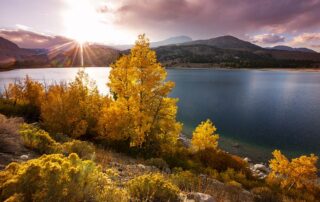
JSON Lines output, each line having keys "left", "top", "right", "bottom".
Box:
{"left": 20, "top": 154, "right": 29, "bottom": 160}
{"left": 253, "top": 164, "right": 270, "bottom": 173}
{"left": 243, "top": 157, "right": 251, "bottom": 163}
{"left": 184, "top": 192, "right": 216, "bottom": 202}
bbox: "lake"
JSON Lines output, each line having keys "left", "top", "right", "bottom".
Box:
{"left": 1, "top": 67, "right": 320, "bottom": 162}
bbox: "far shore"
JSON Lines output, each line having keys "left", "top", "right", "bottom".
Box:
{"left": 1, "top": 65, "right": 320, "bottom": 73}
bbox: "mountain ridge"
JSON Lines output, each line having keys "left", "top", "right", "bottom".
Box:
{"left": 267, "top": 45, "right": 317, "bottom": 53}
{"left": 1, "top": 35, "right": 320, "bottom": 69}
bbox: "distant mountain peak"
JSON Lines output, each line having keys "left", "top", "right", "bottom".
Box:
{"left": 182, "top": 35, "right": 262, "bottom": 51}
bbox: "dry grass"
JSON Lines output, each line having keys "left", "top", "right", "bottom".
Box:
{"left": 0, "top": 114, "right": 38, "bottom": 169}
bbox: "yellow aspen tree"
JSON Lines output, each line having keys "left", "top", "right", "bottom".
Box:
{"left": 98, "top": 34, "right": 182, "bottom": 151}
{"left": 191, "top": 119, "right": 219, "bottom": 151}
{"left": 269, "top": 150, "right": 318, "bottom": 192}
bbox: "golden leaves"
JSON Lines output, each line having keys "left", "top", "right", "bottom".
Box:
{"left": 191, "top": 119, "right": 219, "bottom": 152}
{"left": 269, "top": 150, "right": 318, "bottom": 191}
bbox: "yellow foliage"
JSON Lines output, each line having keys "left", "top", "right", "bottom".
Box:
{"left": 170, "top": 170, "right": 201, "bottom": 192}
{"left": 41, "top": 70, "right": 103, "bottom": 138}
{"left": 0, "top": 153, "right": 129, "bottom": 202}
{"left": 5, "top": 76, "right": 44, "bottom": 107}
{"left": 191, "top": 119, "right": 219, "bottom": 151}
{"left": 127, "top": 173, "right": 180, "bottom": 202}
{"left": 98, "top": 34, "right": 182, "bottom": 151}
{"left": 19, "top": 123, "right": 58, "bottom": 154}
{"left": 268, "top": 150, "right": 318, "bottom": 192}
{"left": 19, "top": 123, "right": 95, "bottom": 159}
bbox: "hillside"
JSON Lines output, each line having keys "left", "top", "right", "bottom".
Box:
{"left": 1, "top": 35, "right": 320, "bottom": 69}
{"left": 268, "top": 45, "right": 317, "bottom": 53}
{"left": 0, "top": 37, "right": 48, "bottom": 69}
{"left": 0, "top": 37, "right": 120, "bottom": 69}
{"left": 183, "top": 35, "right": 262, "bottom": 51}
{"left": 154, "top": 36, "right": 320, "bottom": 68}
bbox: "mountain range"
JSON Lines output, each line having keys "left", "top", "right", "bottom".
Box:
{"left": 112, "top": 35, "right": 192, "bottom": 50}
{"left": 153, "top": 36, "right": 320, "bottom": 68}
{"left": 1, "top": 32, "right": 320, "bottom": 70}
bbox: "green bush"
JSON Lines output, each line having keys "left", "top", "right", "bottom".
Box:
{"left": 19, "top": 123, "right": 58, "bottom": 154}
{"left": 0, "top": 153, "right": 129, "bottom": 202}
{"left": 127, "top": 173, "right": 180, "bottom": 202}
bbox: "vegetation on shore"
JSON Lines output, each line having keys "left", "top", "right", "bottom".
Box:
{"left": 0, "top": 35, "right": 319, "bottom": 201}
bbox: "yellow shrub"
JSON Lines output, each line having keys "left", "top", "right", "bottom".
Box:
{"left": 19, "top": 123, "right": 58, "bottom": 154}
{"left": 19, "top": 124, "right": 96, "bottom": 159}
{"left": 60, "top": 139, "right": 95, "bottom": 160}
{"left": 170, "top": 170, "right": 201, "bottom": 192}
{"left": 127, "top": 173, "right": 180, "bottom": 202}
{"left": 0, "top": 153, "right": 128, "bottom": 202}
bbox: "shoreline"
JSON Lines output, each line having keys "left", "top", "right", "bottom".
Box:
{"left": 2, "top": 66, "right": 320, "bottom": 73}
{"left": 166, "top": 66, "right": 320, "bottom": 72}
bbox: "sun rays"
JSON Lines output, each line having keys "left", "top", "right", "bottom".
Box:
{"left": 44, "top": 40, "right": 101, "bottom": 67}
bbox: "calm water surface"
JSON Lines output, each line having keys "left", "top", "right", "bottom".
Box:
{"left": 1, "top": 67, "right": 320, "bottom": 162}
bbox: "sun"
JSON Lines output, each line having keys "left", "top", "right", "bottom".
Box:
{"left": 63, "top": 0, "right": 102, "bottom": 44}
{"left": 62, "top": 0, "right": 135, "bottom": 45}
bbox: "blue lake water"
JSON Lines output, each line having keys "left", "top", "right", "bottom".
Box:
{"left": 1, "top": 67, "right": 320, "bottom": 162}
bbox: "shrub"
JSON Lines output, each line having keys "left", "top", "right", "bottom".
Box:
{"left": 0, "top": 153, "right": 128, "bottom": 202}
{"left": 60, "top": 140, "right": 95, "bottom": 160}
{"left": 196, "top": 148, "right": 249, "bottom": 173}
{"left": 251, "top": 187, "right": 282, "bottom": 202}
{"left": 0, "top": 98, "right": 39, "bottom": 122}
{"left": 19, "top": 123, "right": 58, "bottom": 154}
{"left": 2, "top": 76, "right": 44, "bottom": 121}
{"left": 41, "top": 70, "right": 103, "bottom": 139}
{"left": 170, "top": 170, "right": 201, "bottom": 192}
{"left": 127, "top": 173, "right": 180, "bottom": 202}
{"left": 145, "top": 158, "right": 169, "bottom": 171}
{"left": 19, "top": 124, "right": 96, "bottom": 159}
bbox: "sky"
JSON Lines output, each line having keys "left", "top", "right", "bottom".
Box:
{"left": 0, "top": 0, "right": 320, "bottom": 50}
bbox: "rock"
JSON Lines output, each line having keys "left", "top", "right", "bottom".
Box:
{"left": 178, "top": 133, "right": 191, "bottom": 147}
{"left": 20, "top": 154, "right": 29, "bottom": 160}
{"left": 164, "top": 167, "right": 171, "bottom": 174}
{"left": 243, "top": 157, "right": 251, "bottom": 163}
{"left": 253, "top": 164, "right": 269, "bottom": 173}
{"left": 137, "top": 164, "right": 146, "bottom": 170}
{"left": 185, "top": 192, "right": 216, "bottom": 202}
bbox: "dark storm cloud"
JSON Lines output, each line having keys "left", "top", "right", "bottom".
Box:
{"left": 108, "top": 0, "right": 320, "bottom": 38}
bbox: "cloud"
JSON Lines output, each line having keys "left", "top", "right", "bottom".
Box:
{"left": 292, "top": 32, "right": 320, "bottom": 44}
{"left": 104, "top": 0, "right": 320, "bottom": 39}
{"left": 0, "top": 29, "right": 72, "bottom": 49}
{"left": 15, "top": 24, "right": 32, "bottom": 31}
{"left": 252, "top": 34, "right": 285, "bottom": 44}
